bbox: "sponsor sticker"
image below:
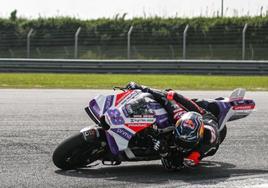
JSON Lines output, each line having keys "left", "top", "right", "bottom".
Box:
{"left": 126, "top": 123, "right": 151, "bottom": 127}
{"left": 111, "top": 128, "right": 133, "bottom": 140}
{"left": 133, "top": 115, "right": 154, "bottom": 118}
{"left": 126, "top": 123, "right": 152, "bottom": 132}
{"left": 233, "top": 104, "right": 255, "bottom": 110}
{"left": 103, "top": 95, "right": 114, "bottom": 113}
{"left": 130, "top": 118, "right": 155, "bottom": 123}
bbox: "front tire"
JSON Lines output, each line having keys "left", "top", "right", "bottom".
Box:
{"left": 52, "top": 133, "right": 102, "bottom": 170}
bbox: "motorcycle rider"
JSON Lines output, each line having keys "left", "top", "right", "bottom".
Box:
{"left": 126, "top": 82, "right": 220, "bottom": 169}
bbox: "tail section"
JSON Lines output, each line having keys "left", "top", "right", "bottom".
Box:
{"left": 229, "top": 88, "right": 246, "bottom": 101}
{"left": 217, "top": 88, "right": 255, "bottom": 131}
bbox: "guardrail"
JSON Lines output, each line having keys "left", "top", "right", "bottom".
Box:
{"left": 0, "top": 58, "right": 268, "bottom": 75}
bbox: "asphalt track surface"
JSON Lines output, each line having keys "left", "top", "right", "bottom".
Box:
{"left": 0, "top": 89, "right": 267, "bottom": 188}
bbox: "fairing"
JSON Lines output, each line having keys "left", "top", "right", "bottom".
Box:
{"left": 86, "top": 88, "right": 255, "bottom": 157}
{"left": 88, "top": 90, "right": 169, "bottom": 155}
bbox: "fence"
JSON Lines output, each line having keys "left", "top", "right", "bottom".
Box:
{"left": 0, "top": 24, "right": 268, "bottom": 60}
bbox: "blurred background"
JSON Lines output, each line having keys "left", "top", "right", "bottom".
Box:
{"left": 0, "top": 0, "right": 268, "bottom": 60}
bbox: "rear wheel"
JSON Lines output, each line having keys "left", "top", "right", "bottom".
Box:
{"left": 52, "top": 133, "right": 104, "bottom": 170}
{"left": 219, "top": 126, "right": 227, "bottom": 144}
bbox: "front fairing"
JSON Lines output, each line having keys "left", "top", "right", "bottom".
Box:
{"left": 86, "top": 90, "right": 170, "bottom": 155}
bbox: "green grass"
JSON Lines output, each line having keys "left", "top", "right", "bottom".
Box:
{"left": 0, "top": 73, "right": 267, "bottom": 91}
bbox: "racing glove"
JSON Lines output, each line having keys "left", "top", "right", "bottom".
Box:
{"left": 183, "top": 151, "right": 201, "bottom": 167}
{"left": 152, "top": 138, "right": 161, "bottom": 151}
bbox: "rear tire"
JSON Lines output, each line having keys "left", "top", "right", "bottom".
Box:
{"left": 52, "top": 133, "right": 100, "bottom": 170}
{"left": 219, "top": 126, "right": 227, "bottom": 144}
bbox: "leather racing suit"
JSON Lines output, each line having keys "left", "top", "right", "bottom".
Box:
{"left": 127, "top": 83, "right": 220, "bottom": 167}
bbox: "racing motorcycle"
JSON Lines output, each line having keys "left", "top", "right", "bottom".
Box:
{"left": 52, "top": 87, "right": 255, "bottom": 170}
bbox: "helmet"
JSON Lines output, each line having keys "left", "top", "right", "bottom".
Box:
{"left": 174, "top": 112, "right": 204, "bottom": 149}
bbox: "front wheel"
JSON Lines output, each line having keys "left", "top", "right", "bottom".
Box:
{"left": 52, "top": 132, "right": 104, "bottom": 170}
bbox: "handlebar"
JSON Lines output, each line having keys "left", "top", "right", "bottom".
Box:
{"left": 113, "top": 86, "right": 127, "bottom": 92}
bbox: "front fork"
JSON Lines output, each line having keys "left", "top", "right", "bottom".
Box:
{"left": 80, "top": 126, "right": 107, "bottom": 153}
{"left": 80, "top": 126, "right": 101, "bottom": 142}
{"left": 80, "top": 126, "right": 122, "bottom": 165}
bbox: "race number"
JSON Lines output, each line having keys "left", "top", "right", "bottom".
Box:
{"left": 107, "top": 109, "right": 125, "bottom": 125}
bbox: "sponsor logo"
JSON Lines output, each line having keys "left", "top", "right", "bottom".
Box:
{"left": 130, "top": 118, "right": 155, "bottom": 123}
{"left": 126, "top": 123, "right": 151, "bottom": 127}
{"left": 119, "top": 91, "right": 140, "bottom": 106}
{"left": 133, "top": 115, "right": 154, "bottom": 118}
{"left": 233, "top": 104, "right": 255, "bottom": 110}
{"left": 103, "top": 95, "right": 114, "bottom": 113}
{"left": 115, "top": 90, "right": 139, "bottom": 106}
{"left": 182, "top": 120, "right": 195, "bottom": 129}
{"left": 112, "top": 128, "right": 132, "bottom": 140}
{"left": 158, "top": 117, "right": 168, "bottom": 123}
{"left": 126, "top": 123, "right": 152, "bottom": 132}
